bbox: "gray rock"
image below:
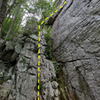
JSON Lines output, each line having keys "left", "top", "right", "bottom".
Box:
{"left": 52, "top": 81, "right": 59, "bottom": 89}
{"left": 43, "top": 82, "right": 54, "bottom": 100}
{"left": 17, "top": 61, "right": 28, "bottom": 72}
{"left": 54, "top": 97, "right": 59, "bottom": 100}
{"left": 29, "top": 34, "right": 38, "bottom": 41}
{"left": 52, "top": 0, "right": 100, "bottom": 100}
{"left": 21, "top": 48, "right": 34, "bottom": 58}
{"left": 29, "top": 54, "right": 37, "bottom": 68}
{"left": 0, "top": 80, "right": 12, "bottom": 100}
{"left": 6, "top": 41, "right": 15, "bottom": 50}
{"left": 54, "top": 89, "right": 59, "bottom": 97}
{"left": 24, "top": 42, "right": 35, "bottom": 50}
{"left": 15, "top": 43, "right": 22, "bottom": 54}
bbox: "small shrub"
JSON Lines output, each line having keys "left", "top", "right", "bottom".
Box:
{"left": 52, "top": 61, "right": 60, "bottom": 74}
{"left": 44, "top": 28, "right": 53, "bottom": 60}
{"left": 40, "top": 82, "right": 45, "bottom": 91}
{"left": 0, "top": 79, "right": 4, "bottom": 85}
{"left": 34, "top": 82, "right": 45, "bottom": 94}
{"left": 34, "top": 44, "right": 38, "bottom": 53}
{"left": 4, "top": 61, "right": 12, "bottom": 68}
{"left": 22, "top": 29, "right": 32, "bottom": 36}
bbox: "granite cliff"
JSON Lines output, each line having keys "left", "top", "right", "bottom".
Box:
{"left": 51, "top": 0, "right": 100, "bottom": 100}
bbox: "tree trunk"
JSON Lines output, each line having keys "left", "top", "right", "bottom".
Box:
{"left": 5, "top": 2, "right": 22, "bottom": 39}
{"left": 0, "top": 0, "right": 3, "bottom": 9}
{"left": 0, "top": 0, "right": 7, "bottom": 38}
{"left": 12, "top": 21, "right": 21, "bottom": 34}
{"left": 0, "top": 0, "right": 17, "bottom": 38}
{"left": 0, "top": 23, "right": 2, "bottom": 37}
{"left": 6, "top": 0, "right": 17, "bottom": 15}
{"left": 2, "top": 12, "right": 12, "bottom": 32}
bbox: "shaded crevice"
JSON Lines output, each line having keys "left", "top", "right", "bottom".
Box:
{"left": 56, "top": 64, "right": 69, "bottom": 100}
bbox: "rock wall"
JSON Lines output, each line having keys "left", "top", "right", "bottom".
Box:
{"left": 1, "top": 0, "right": 100, "bottom": 100}
{"left": 0, "top": 34, "right": 59, "bottom": 100}
{"left": 52, "top": 0, "right": 100, "bottom": 100}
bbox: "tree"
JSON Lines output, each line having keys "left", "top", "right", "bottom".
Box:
{"left": 0, "top": 0, "right": 22, "bottom": 38}
{"left": 0, "top": 0, "right": 8, "bottom": 37}
{"left": 5, "top": 2, "right": 23, "bottom": 39}
{"left": 22, "top": 16, "right": 39, "bottom": 36}
{"left": 0, "top": 0, "right": 24, "bottom": 51}
{"left": 33, "top": 0, "right": 58, "bottom": 21}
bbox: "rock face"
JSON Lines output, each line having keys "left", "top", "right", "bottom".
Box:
{"left": 52, "top": 0, "right": 100, "bottom": 100}
{"left": 0, "top": 34, "right": 59, "bottom": 100}
{"left": 1, "top": 0, "right": 100, "bottom": 100}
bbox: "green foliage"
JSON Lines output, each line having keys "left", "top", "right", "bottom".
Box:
{"left": 34, "top": 44, "right": 38, "bottom": 53}
{"left": 32, "top": 0, "right": 59, "bottom": 60}
{"left": 44, "top": 27, "right": 53, "bottom": 60}
{"left": 1, "top": 0, "right": 58, "bottom": 38}
{"left": 22, "top": 17, "right": 39, "bottom": 36}
{"left": 4, "top": 61, "right": 12, "bottom": 68}
{"left": 3, "top": 29, "right": 19, "bottom": 41}
{"left": 21, "top": 29, "right": 32, "bottom": 36}
{"left": 34, "top": 0, "right": 58, "bottom": 20}
{"left": 34, "top": 82, "right": 45, "bottom": 93}
{"left": 6, "top": 36, "right": 14, "bottom": 41}
{"left": 40, "top": 82, "right": 45, "bottom": 92}
{"left": 43, "top": 0, "right": 59, "bottom": 18}
{"left": 52, "top": 61, "right": 60, "bottom": 74}
{"left": 1, "top": 0, "right": 25, "bottom": 38}
{"left": 2, "top": 17, "right": 13, "bottom": 38}
{"left": 0, "top": 79, "right": 4, "bottom": 85}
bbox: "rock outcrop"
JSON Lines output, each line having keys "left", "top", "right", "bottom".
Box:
{"left": 52, "top": 0, "right": 100, "bottom": 100}
{"left": 0, "top": 34, "right": 59, "bottom": 100}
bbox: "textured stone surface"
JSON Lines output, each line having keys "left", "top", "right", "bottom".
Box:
{"left": 52, "top": 0, "right": 100, "bottom": 100}
{"left": 52, "top": 81, "right": 59, "bottom": 89}
{"left": 1, "top": 0, "right": 100, "bottom": 100}
{"left": 0, "top": 34, "right": 59, "bottom": 100}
